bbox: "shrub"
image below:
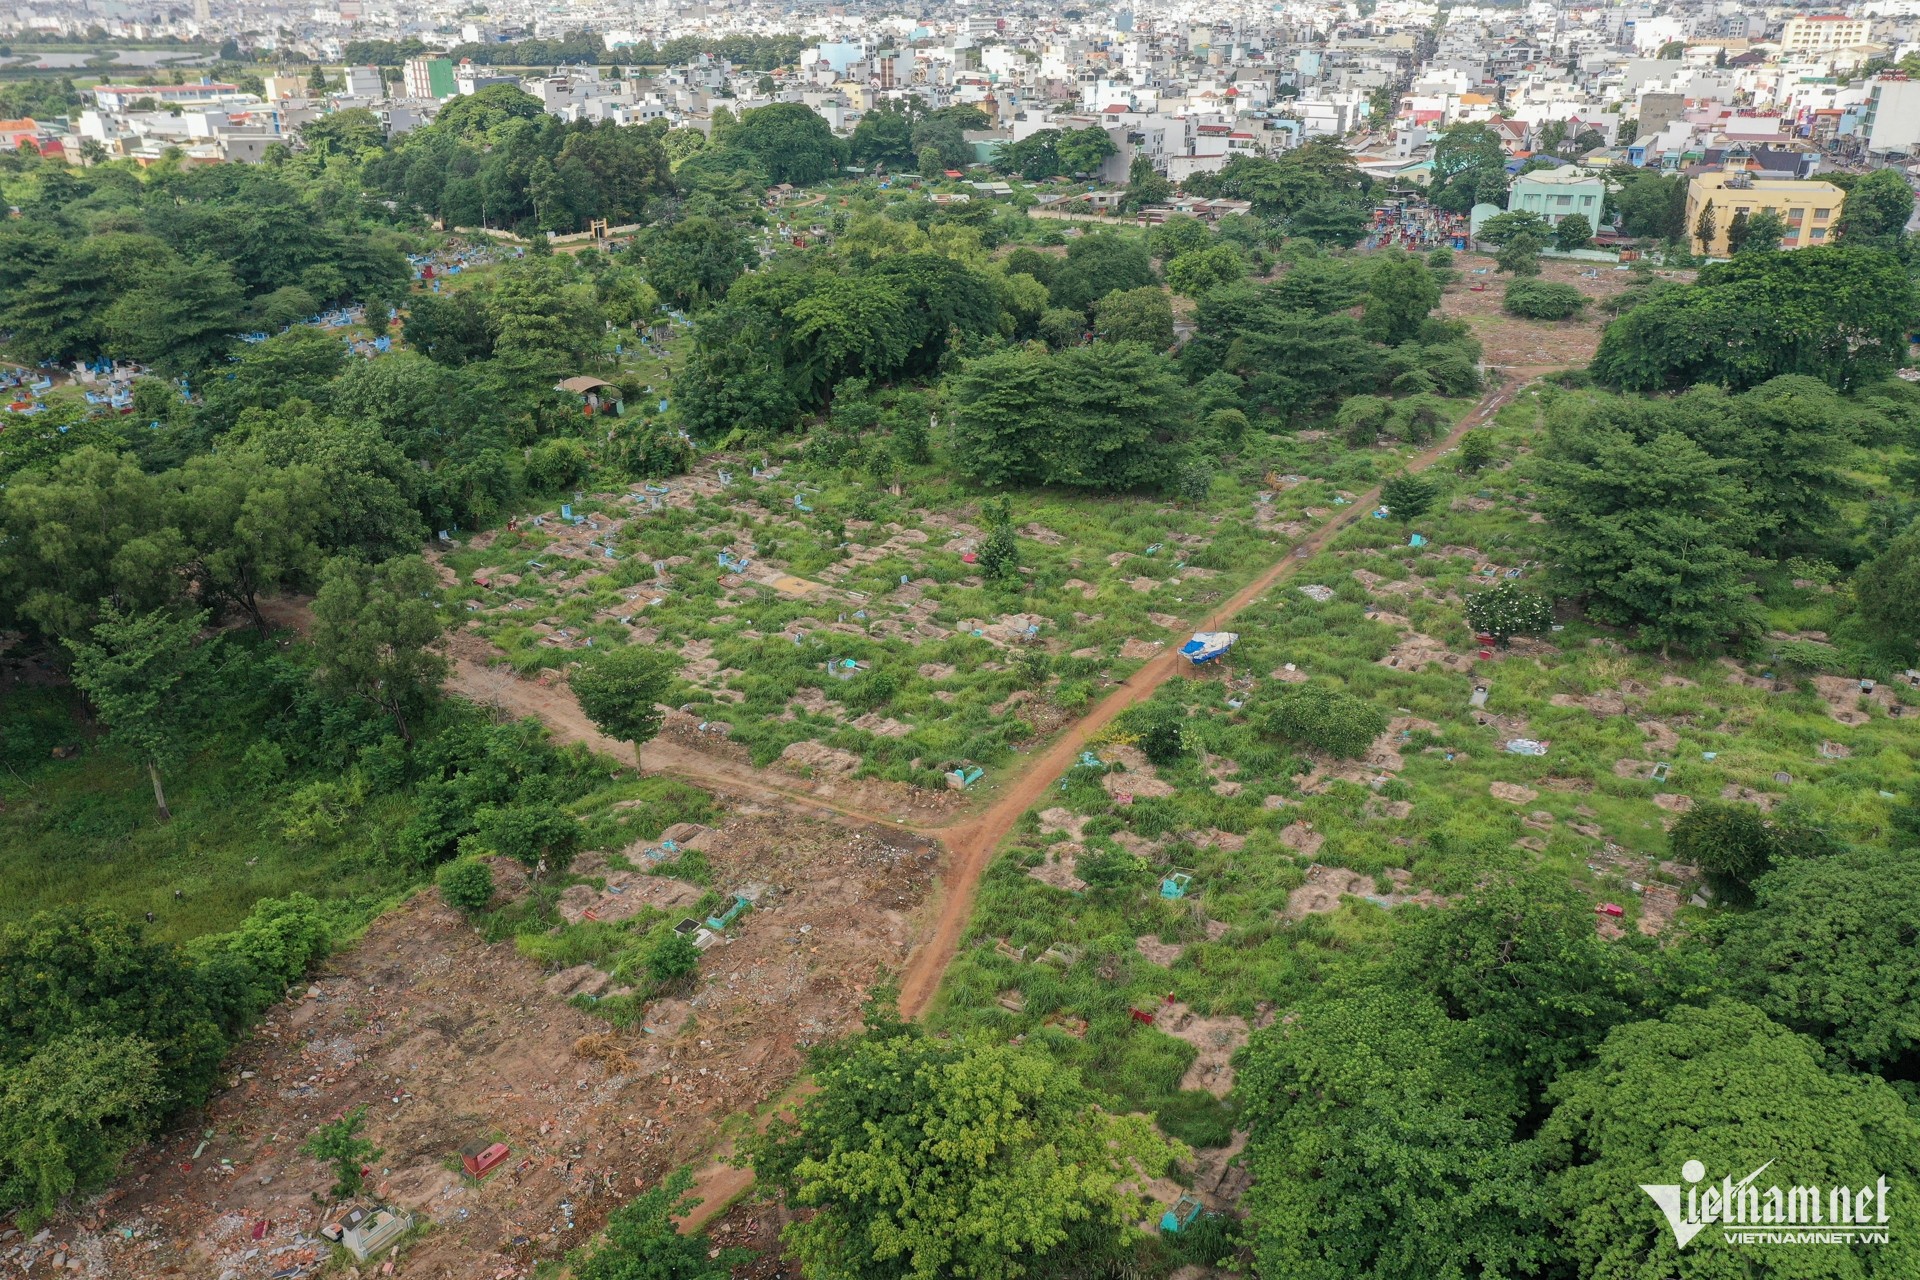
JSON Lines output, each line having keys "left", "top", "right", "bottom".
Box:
{"left": 1502, "top": 279, "right": 1586, "bottom": 320}
{"left": 1259, "top": 682, "right": 1387, "bottom": 759}
{"left": 1464, "top": 583, "right": 1555, "bottom": 641}
{"left": 301, "top": 1106, "right": 381, "bottom": 1200}
{"left": 645, "top": 927, "right": 702, "bottom": 983}
{"left": 1669, "top": 802, "right": 1779, "bottom": 906}
{"left": 1379, "top": 474, "right": 1436, "bottom": 521}
{"left": 437, "top": 858, "right": 495, "bottom": 913}
{"left": 1079, "top": 846, "right": 1147, "bottom": 890}
{"left": 1125, "top": 700, "right": 1190, "bottom": 764}
{"left": 524, "top": 436, "right": 591, "bottom": 492}
{"left": 1456, "top": 430, "right": 1495, "bottom": 473}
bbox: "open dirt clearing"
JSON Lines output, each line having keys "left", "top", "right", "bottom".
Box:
{"left": 1438, "top": 254, "right": 1678, "bottom": 367}
{"left": 68, "top": 806, "right": 936, "bottom": 1280}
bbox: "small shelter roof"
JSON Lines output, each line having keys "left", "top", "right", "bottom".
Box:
{"left": 556, "top": 376, "right": 617, "bottom": 394}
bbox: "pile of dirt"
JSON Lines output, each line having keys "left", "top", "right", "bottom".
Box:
{"left": 1283, "top": 865, "right": 1373, "bottom": 920}
{"left": 777, "top": 741, "right": 863, "bottom": 776}
{"left": 1158, "top": 1003, "right": 1250, "bottom": 1098}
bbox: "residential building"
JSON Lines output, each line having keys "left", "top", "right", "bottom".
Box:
{"left": 1780, "top": 16, "right": 1873, "bottom": 56}
{"left": 342, "top": 65, "right": 383, "bottom": 97}
{"left": 403, "top": 58, "right": 458, "bottom": 101}
{"left": 90, "top": 81, "right": 244, "bottom": 111}
{"left": 1684, "top": 163, "right": 1846, "bottom": 255}
{"left": 1862, "top": 75, "right": 1920, "bottom": 154}
{"left": 1507, "top": 164, "right": 1606, "bottom": 225}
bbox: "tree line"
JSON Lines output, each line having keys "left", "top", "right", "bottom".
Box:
{"left": 341, "top": 31, "right": 806, "bottom": 71}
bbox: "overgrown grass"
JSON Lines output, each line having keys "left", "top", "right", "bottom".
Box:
{"left": 442, "top": 394, "right": 1480, "bottom": 788}
{"left": 0, "top": 687, "right": 416, "bottom": 941}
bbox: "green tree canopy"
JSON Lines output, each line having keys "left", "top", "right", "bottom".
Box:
{"left": 1832, "top": 167, "right": 1915, "bottom": 248}
{"left": 746, "top": 1026, "right": 1179, "bottom": 1280}
{"left": 1164, "top": 243, "right": 1246, "bottom": 297}
{"left": 1047, "top": 231, "right": 1154, "bottom": 314}
{"left": 1359, "top": 251, "right": 1441, "bottom": 344}
{"left": 1091, "top": 285, "right": 1175, "bottom": 348}
{"left": 1237, "top": 989, "right": 1554, "bottom": 1280}
{"left": 1591, "top": 246, "right": 1918, "bottom": 392}
{"left": 1542, "top": 1001, "right": 1920, "bottom": 1280}
{"left": 1853, "top": 525, "right": 1920, "bottom": 657}
{"left": 1722, "top": 845, "right": 1920, "bottom": 1072}
{"left": 310, "top": 555, "right": 447, "bottom": 742}
{"left": 569, "top": 645, "right": 680, "bottom": 759}
{"left": 0, "top": 447, "right": 185, "bottom": 644}
{"left": 70, "top": 605, "right": 212, "bottom": 821}
{"left": 1538, "top": 408, "right": 1759, "bottom": 652}
{"left": 729, "top": 102, "right": 847, "bottom": 185}
{"left": 948, "top": 342, "right": 1191, "bottom": 492}
{"left": 1257, "top": 680, "right": 1387, "bottom": 758}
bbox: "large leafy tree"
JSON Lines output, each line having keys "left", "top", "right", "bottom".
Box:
{"left": 746, "top": 1026, "right": 1177, "bottom": 1280}
{"left": 1054, "top": 124, "right": 1117, "bottom": 176}
{"left": 948, "top": 342, "right": 1191, "bottom": 491}
{"left": 1542, "top": 1001, "right": 1920, "bottom": 1280}
{"left": 634, "top": 215, "right": 754, "bottom": 311}
{"left": 728, "top": 102, "right": 847, "bottom": 185}
{"left": 102, "top": 255, "right": 247, "bottom": 377}
{"left": 225, "top": 410, "right": 424, "bottom": 561}
{"left": 429, "top": 83, "right": 546, "bottom": 142}
{"left": 1722, "top": 846, "right": 1920, "bottom": 1072}
{"left": 1046, "top": 231, "right": 1154, "bottom": 314}
{"left": 70, "top": 605, "right": 212, "bottom": 822}
{"left": 1092, "top": 285, "right": 1175, "bottom": 348}
{"left": 1538, "top": 412, "right": 1759, "bottom": 653}
{"left": 1164, "top": 243, "right": 1245, "bottom": 297}
{"left": 1224, "top": 310, "right": 1375, "bottom": 424}
{"left": 1236, "top": 989, "right": 1557, "bottom": 1280}
{"left": 0, "top": 447, "right": 185, "bottom": 644}
{"left": 1610, "top": 169, "right": 1688, "bottom": 240}
{"left": 1564, "top": 379, "right": 1860, "bottom": 555}
{"left": 310, "top": 555, "right": 447, "bottom": 743}
{"left": 1429, "top": 122, "right": 1509, "bottom": 212}
{"left": 1592, "top": 246, "right": 1918, "bottom": 392}
{"left": 851, "top": 99, "right": 918, "bottom": 170}
{"left": 1832, "top": 167, "right": 1915, "bottom": 248}
{"left": 0, "top": 231, "right": 176, "bottom": 364}
{"left": 1392, "top": 873, "right": 1698, "bottom": 1095}
{"left": 909, "top": 104, "right": 991, "bottom": 172}
{"left": 404, "top": 292, "right": 500, "bottom": 366}
{"left": 169, "top": 452, "right": 328, "bottom": 634}
{"left": 1854, "top": 525, "right": 1920, "bottom": 657}
{"left": 569, "top": 645, "right": 680, "bottom": 762}
{"left": 1285, "top": 196, "right": 1368, "bottom": 247}
{"left": 1359, "top": 250, "right": 1441, "bottom": 344}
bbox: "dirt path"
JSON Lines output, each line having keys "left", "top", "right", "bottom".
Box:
{"left": 449, "top": 655, "right": 941, "bottom": 831}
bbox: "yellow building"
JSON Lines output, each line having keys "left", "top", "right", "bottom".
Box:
{"left": 1684, "top": 165, "right": 1846, "bottom": 257}
{"left": 1781, "top": 15, "right": 1872, "bottom": 55}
